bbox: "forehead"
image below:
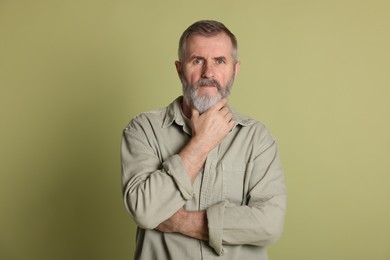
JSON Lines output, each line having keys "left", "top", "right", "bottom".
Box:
{"left": 185, "top": 33, "right": 233, "bottom": 58}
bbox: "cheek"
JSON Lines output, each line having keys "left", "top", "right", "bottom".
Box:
{"left": 218, "top": 72, "right": 231, "bottom": 85}
{"left": 184, "top": 69, "right": 201, "bottom": 84}
{"left": 225, "top": 68, "right": 236, "bottom": 81}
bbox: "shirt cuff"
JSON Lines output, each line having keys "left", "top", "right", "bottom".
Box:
{"left": 162, "top": 154, "right": 194, "bottom": 200}
{"left": 206, "top": 200, "right": 228, "bottom": 256}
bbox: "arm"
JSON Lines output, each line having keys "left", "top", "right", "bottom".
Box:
{"left": 156, "top": 208, "right": 209, "bottom": 241}
{"left": 121, "top": 130, "right": 193, "bottom": 229}
{"left": 156, "top": 137, "right": 286, "bottom": 255}
{"left": 121, "top": 98, "right": 234, "bottom": 229}
{"left": 153, "top": 99, "right": 235, "bottom": 237}
{"left": 207, "top": 138, "right": 286, "bottom": 255}
{"left": 179, "top": 98, "right": 235, "bottom": 182}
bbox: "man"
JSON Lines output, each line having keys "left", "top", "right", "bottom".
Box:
{"left": 121, "top": 20, "right": 286, "bottom": 259}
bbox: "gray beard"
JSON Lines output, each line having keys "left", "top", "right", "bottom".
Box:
{"left": 181, "top": 77, "right": 234, "bottom": 113}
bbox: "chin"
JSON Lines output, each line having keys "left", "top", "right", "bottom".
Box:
{"left": 191, "top": 95, "right": 222, "bottom": 113}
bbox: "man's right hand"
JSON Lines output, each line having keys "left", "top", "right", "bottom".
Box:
{"left": 179, "top": 98, "right": 235, "bottom": 183}
{"left": 190, "top": 98, "right": 235, "bottom": 152}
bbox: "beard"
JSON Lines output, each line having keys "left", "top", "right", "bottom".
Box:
{"left": 180, "top": 75, "right": 235, "bottom": 114}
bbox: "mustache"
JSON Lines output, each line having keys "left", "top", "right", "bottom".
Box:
{"left": 193, "top": 78, "right": 222, "bottom": 89}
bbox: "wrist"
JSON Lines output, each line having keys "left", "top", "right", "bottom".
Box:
{"left": 179, "top": 137, "right": 210, "bottom": 182}
{"left": 181, "top": 211, "right": 208, "bottom": 241}
{"left": 188, "top": 135, "right": 212, "bottom": 155}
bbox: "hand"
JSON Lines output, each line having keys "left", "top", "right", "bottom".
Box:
{"left": 155, "top": 208, "right": 186, "bottom": 234}
{"left": 179, "top": 98, "right": 235, "bottom": 182}
{"left": 191, "top": 98, "right": 235, "bottom": 152}
{"left": 155, "top": 208, "right": 208, "bottom": 241}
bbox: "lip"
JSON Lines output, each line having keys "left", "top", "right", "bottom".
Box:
{"left": 200, "top": 84, "right": 216, "bottom": 88}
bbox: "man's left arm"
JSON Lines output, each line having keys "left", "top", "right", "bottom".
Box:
{"left": 156, "top": 208, "right": 208, "bottom": 241}
{"left": 207, "top": 139, "right": 286, "bottom": 255}
{"left": 157, "top": 137, "right": 286, "bottom": 255}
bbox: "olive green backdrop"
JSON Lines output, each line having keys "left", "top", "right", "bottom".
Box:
{"left": 1, "top": 0, "right": 389, "bottom": 259}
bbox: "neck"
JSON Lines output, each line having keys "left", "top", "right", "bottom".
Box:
{"left": 181, "top": 98, "right": 192, "bottom": 118}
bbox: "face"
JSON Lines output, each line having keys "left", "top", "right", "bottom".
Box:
{"left": 176, "top": 32, "right": 240, "bottom": 113}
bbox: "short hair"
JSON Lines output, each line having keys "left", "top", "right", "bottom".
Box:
{"left": 178, "top": 20, "right": 238, "bottom": 63}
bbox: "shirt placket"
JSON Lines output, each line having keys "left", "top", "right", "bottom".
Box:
{"left": 199, "top": 146, "right": 219, "bottom": 259}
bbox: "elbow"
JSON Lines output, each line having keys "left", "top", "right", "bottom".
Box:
{"left": 264, "top": 225, "right": 284, "bottom": 245}
{"left": 253, "top": 210, "right": 286, "bottom": 246}
{"left": 252, "top": 221, "right": 284, "bottom": 246}
{"left": 254, "top": 195, "right": 287, "bottom": 246}
{"left": 132, "top": 211, "right": 159, "bottom": 229}
{"left": 123, "top": 191, "right": 159, "bottom": 229}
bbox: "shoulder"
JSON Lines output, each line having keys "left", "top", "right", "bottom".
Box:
{"left": 232, "top": 108, "right": 271, "bottom": 133}
{"left": 124, "top": 97, "right": 183, "bottom": 133}
{"left": 124, "top": 106, "right": 168, "bottom": 134}
{"left": 231, "top": 108, "right": 277, "bottom": 147}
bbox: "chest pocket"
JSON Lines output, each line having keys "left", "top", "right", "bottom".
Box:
{"left": 221, "top": 162, "right": 253, "bottom": 205}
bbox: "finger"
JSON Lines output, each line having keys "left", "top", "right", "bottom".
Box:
{"left": 212, "top": 98, "right": 228, "bottom": 111}
{"left": 228, "top": 120, "right": 236, "bottom": 130}
{"left": 191, "top": 108, "right": 199, "bottom": 119}
{"left": 220, "top": 106, "right": 231, "bottom": 116}
{"left": 225, "top": 111, "right": 233, "bottom": 121}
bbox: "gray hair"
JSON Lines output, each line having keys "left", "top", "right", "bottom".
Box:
{"left": 178, "top": 20, "right": 238, "bottom": 63}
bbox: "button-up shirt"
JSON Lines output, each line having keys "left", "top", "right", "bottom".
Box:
{"left": 121, "top": 96, "right": 286, "bottom": 260}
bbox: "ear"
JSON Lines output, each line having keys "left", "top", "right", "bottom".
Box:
{"left": 175, "top": 61, "right": 182, "bottom": 75}
{"left": 234, "top": 61, "right": 241, "bottom": 79}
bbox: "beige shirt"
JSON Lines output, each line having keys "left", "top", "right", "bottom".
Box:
{"left": 121, "top": 96, "right": 286, "bottom": 260}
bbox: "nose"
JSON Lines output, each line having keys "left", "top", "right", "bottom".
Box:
{"left": 201, "top": 61, "right": 214, "bottom": 78}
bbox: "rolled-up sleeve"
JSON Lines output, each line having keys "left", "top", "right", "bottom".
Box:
{"left": 206, "top": 138, "right": 287, "bottom": 255}
{"left": 121, "top": 124, "right": 193, "bottom": 229}
{"left": 162, "top": 155, "right": 194, "bottom": 200}
{"left": 206, "top": 201, "right": 227, "bottom": 256}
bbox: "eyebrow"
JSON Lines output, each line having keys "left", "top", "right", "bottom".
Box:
{"left": 214, "top": 56, "right": 227, "bottom": 61}
{"left": 189, "top": 55, "right": 204, "bottom": 60}
{"left": 188, "top": 55, "right": 228, "bottom": 61}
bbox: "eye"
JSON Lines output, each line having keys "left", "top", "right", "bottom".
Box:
{"left": 193, "top": 58, "right": 203, "bottom": 64}
{"left": 216, "top": 58, "right": 225, "bottom": 64}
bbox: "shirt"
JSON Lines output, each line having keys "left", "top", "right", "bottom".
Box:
{"left": 121, "top": 96, "right": 286, "bottom": 260}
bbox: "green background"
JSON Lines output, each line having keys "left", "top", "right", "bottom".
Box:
{"left": 1, "top": 0, "right": 389, "bottom": 259}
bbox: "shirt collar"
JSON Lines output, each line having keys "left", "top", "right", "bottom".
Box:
{"left": 162, "top": 96, "right": 184, "bottom": 128}
{"left": 162, "top": 96, "right": 256, "bottom": 129}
